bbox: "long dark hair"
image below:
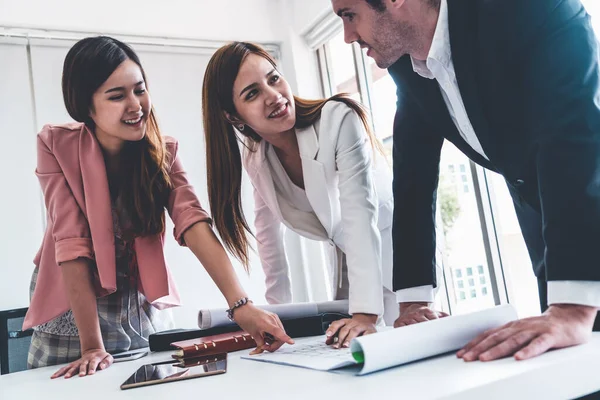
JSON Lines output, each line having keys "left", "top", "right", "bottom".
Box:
{"left": 202, "top": 41, "right": 385, "bottom": 268}
{"left": 62, "top": 36, "right": 171, "bottom": 238}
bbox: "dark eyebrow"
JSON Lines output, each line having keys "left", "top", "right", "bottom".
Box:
{"left": 239, "top": 69, "right": 277, "bottom": 97}
{"left": 336, "top": 7, "right": 350, "bottom": 17}
{"left": 104, "top": 80, "right": 145, "bottom": 94}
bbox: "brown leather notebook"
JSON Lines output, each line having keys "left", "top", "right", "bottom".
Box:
{"left": 172, "top": 353, "right": 228, "bottom": 368}
{"left": 170, "top": 331, "right": 256, "bottom": 359}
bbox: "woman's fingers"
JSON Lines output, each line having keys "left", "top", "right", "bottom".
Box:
{"left": 51, "top": 364, "right": 71, "bottom": 379}
{"left": 78, "top": 361, "right": 89, "bottom": 377}
{"left": 325, "top": 319, "right": 348, "bottom": 345}
{"left": 50, "top": 350, "right": 114, "bottom": 379}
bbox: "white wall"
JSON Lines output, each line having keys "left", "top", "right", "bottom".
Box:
{"left": 275, "top": 0, "right": 332, "bottom": 99}
{"left": 0, "top": 39, "right": 45, "bottom": 312}
{"left": 0, "top": 0, "right": 282, "bottom": 42}
{"left": 0, "top": 0, "right": 335, "bottom": 102}
{"left": 287, "top": 0, "right": 332, "bottom": 34}
{"left": 582, "top": 0, "right": 600, "bottom": 35}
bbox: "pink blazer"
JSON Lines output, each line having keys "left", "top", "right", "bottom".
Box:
{"left": 23, "top": 122, "right": 211, "bottom": 330}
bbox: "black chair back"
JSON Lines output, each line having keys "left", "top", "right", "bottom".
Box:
{"left": 0, "top": 307, "right": 33, "bottom": 374}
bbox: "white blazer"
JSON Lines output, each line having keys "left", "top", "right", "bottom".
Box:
{"left": 243, "top": 101, "right": 393, "bottom": 316}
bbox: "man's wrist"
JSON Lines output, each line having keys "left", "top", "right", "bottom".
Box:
{"left": 547, "top": 303, "right": 598, "bottom": 321}
{"left": 399, "top": 301, "right": 431, "bottom": 314}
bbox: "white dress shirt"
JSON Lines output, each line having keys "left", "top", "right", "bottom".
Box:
{"left": 398, "top": 0, "right": 600, "bottom": 309}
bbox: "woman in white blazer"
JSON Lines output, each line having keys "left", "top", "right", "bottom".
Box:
{"left": 202, "top": 42, "right": 397, "bottom": 348}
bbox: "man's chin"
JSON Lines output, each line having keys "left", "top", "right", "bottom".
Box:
{"left": 375, "top": 53, "right": 403, "bottom": 69}
{"left": 367, "top": 51, "right": 394, "bottom": 69}
{"left": 374, "top": 58, "right": 394, "bottom": 69}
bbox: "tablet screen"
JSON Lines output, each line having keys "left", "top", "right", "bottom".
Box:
{"left": 120, "top": 353, "right": 227, "bottom": 390}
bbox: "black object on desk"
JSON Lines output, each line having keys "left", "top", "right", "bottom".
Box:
{"left": 149, "top": 312, "right": 350, "bottom": 352}
{"left": 120, "top": 353, "right": 227, "bottom": 390}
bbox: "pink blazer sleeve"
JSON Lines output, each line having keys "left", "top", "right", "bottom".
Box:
{"left": 165, "top": 139, "right": 212, "bottom": 245}
{"left": 36, "top": 130, "right": 94, "bottom": 264}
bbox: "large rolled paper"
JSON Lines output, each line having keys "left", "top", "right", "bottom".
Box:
{"left": 197, "top": 300, "right": 349, "bottom": 329}
{"left": 351, "top": 304, "right": 518, "bottom": 375}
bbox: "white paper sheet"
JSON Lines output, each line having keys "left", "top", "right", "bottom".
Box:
{"left": 197, "top": 300, "right": 350, "bottom": 329}
{"left": 351, "top": 304, "right": 518, "bottom": 375}
{"left": 241, "top": 305, "right": 518, "bottom": 375}
{"left": 241, "top": 336, "right": 357, "bottom": 371}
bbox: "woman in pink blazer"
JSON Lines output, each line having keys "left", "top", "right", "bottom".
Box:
{"left": 25, "top": 36, "right": 292, "bottom": 378}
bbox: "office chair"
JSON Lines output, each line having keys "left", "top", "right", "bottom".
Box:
{"left": 0, "top": 307, "right": 33, "bottom": 374}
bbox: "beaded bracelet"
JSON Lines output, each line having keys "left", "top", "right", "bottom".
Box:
{"left": 226, "top": 297, "right": 252, "bottom": 322}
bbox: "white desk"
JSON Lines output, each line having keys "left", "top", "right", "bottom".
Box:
{"left": 2, "top": 334, "right": 600, "bottom": 400}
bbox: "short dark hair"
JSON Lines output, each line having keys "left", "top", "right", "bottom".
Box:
{"left": 365, "top": 0, "right": 440, "bottom": 12}
{"left": 365, "top": 0, "right": 386, "bottom": 12}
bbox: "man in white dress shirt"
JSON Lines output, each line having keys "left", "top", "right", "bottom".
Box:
{"left": 332, "top": 0, "right": 600, "bottom": 361}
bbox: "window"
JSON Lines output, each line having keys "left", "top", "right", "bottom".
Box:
{"left": 477, "top": 265, "right": 484, "bottom": 274}
{"left": 457, "top": 280, "right": 464, "bottom": 289}
{"left": 455, "top": 269, "right": 463, "bottom": 278}
{"left": 463, "top": 185, "right": 469, "bottom": 193}
{"left": 321, "top": 31, "right": 361, "bottom": 102}
{"left": 468, "top": 278, "right": 475, "bottom": 287}
{"left": 461, "top": 175, "right": 468, "bottom": 183}
{"left": 482, "top": 287, "right": 488, "bottom": 296}
{"left": 363, "top": 48, "right": 398, "bottom": 154}
{"left": 582, "top": 1, "right": 600, "bottom": 36}
{"left": 480, "top": 276, "right": 486, "bottom": 285}
{"left": 460, "top": 164, "right": 466, "bottom": 173}
{"left": 470, "top": 289, "right": 477, "bottom": 299}
{"left": 459, "top": 291, "right": 466, "bottom": 301}
{"left": 449, "top": 165, "right": 455, "bottom": 173}
{"left": 467, "top": 267, "right": 473, "bottom": 276}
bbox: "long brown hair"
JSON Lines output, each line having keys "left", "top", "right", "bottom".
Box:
{"left": 63, "top": 36, "right": 171, "bottom": 238}
{"left": 202, "top": 41, "right": 385, "bottom": 268}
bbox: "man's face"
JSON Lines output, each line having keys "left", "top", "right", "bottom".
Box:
{"left": 331, "top": 0, "right": 417, "bottom": 68}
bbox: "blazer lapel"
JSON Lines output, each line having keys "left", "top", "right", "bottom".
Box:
{"left": 296, "top": 124, "right": 334, "bottom": 237}
{"left": 447, "top": 0, "right": 495, "bottom": 161}
{"left": 79, "top": 126, "right": 116, "bottom": 293}
{"left": 246, "top": 141, "right": 284, "bottom": 222}
{"left": 389, "top": 44, "right": 494, "bottom": 169}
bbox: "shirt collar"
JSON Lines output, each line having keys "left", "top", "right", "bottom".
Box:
{"left": 411, "top": 0, "right": 452, "bottom": 79}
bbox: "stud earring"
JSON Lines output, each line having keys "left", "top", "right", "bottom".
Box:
{"left": 237, "top": 124, "right": 245, "bottom": 131}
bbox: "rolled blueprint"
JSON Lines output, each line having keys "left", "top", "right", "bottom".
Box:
{"left": 198, "top": 300, "right": 349, "bottom": 329}
{"left": 351, "top": 304, "right": 518, "bottom": 375}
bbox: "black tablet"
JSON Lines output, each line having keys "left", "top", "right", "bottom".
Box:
{"left": 120, "top": 353, "right": 227, "bottom": 390}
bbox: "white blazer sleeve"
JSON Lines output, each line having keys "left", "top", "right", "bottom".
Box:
{"left": 333, "top": 104, "right": 384, "bottom": 316}
{"left": 253, "top": 187, "right": 292, "bottom": 304}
